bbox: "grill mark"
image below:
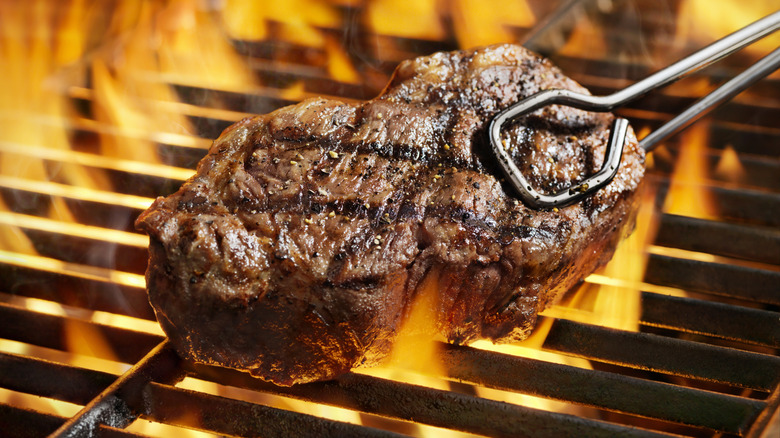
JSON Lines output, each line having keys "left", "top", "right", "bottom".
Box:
{"left": 246, "top": 110, "right": 587, "bottom": 207}
{"left": 255, "top": 121, "right": 473, "bottom": 171}
{"left": 326, "top": 139, "right": 472, "bottom": 169}
{"left": 242, "top": 142, "right": 527, "bottom": 237}
{"left": 242, "top": 194, "right": 541, "bottom": 242}
{"left": 236, "top": 74, "right": 587, "bottom": 255}
{"left": 241, "top": 140, "right": 556, "bottom": 251}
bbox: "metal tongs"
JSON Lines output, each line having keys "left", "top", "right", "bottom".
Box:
{"left": 489, "top": 10, "right": 780, "bottom": 209}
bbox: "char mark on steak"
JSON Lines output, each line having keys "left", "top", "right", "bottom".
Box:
{"left": 136, "top": 44, "right": 645, "bottom": 386}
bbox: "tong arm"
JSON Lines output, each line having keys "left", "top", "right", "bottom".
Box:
{"left": 490, "top": 10, "right": 780, "bottom": 209}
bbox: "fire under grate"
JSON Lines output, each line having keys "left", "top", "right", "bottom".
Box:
{"left": 1, "top": 1, "right": 779, "bottom": 437}
{"left": 2, "top": 298, "right": 779, "bottom": 437}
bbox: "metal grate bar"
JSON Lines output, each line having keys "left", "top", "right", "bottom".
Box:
{"left": 4, "top": 299, "right": 773, "bottom": 436}
{"left": 652, "top": 146, "right": 780, "bottom": 192}
{"left": 0, "top": 3, "right": 777, "bottom": 436}
{"left": 543, "top": 319, "right": 780, "bottom": 391}
{"left": 0, "top": 403, "right": 70, "bottom": 438}
{"left": 705, "top": 153, "right": 780, "bottom": 191}
{"left": 142, "top": 382, "right": 406, "bottom": 438}
{"left": 641, "top": 291, "right": 780, "bottom": 348}
{"left": 232, "top": 27, "right": 455, "bottom": 67}
{"left": 439, "top": 343, "right": 765, "bottom": 434}
{"left": 183, "top": 362, "right": 677, "bottom": 438}
{"left": 644, "top": 254, "right": 780, "bottom": 304}
{"left": 247, "top": 58, "right": 377, "bottom": 99}
{"left": 746, "top": 387, "right": 780, "bottom": 438}
{"left": 0, "top": 267, "right": 154, "bottom": 320}
{"left": 0, "top": 184, "right": 146, "bottom": 232}
{"left": 709, "top": 125, "right": 780, "bottom": 157}
{"left": 707, "top": 186, "right": 780, "bottom": 227}
{"left": 0, "top": 404, "right": 144, "bottom": 438}
{"left": 51, "top": 341, "right": 182, "bottom": 437}
{"left": 0, "top": 302, "right": 162, "bottom": 364}
{"left": 0, "top": 175, "right": 152, "bottom": 211}
{"left": 0, "top": 351, "right": 116, "bottom": 406}
{"left": 0, "top": 303, "right": 671, "bottom": 437}
{"left": 655, "top": 214, "right": 780, "bottom": 265}
{"left": 172, "top": 83, "right": 310, "bottom": 115}
{"left": 12, "top": 231, "right": 147, "bottom": 274}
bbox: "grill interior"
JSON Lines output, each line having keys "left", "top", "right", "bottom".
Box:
{"left": 1, "top": 1, "right": 779, "bottom": 437}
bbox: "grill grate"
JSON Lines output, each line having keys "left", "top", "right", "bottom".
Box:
{"left": 1, "top": 1, "right": 779, "bottom": 437}
{"left": 2, "top": 296, "right": 779, "bottom": 437}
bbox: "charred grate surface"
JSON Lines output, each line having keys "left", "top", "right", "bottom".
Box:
{"left": 1, "top": 1, "right": 779, "bottom": 437}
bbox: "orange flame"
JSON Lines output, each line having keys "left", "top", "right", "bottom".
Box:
{"left": 714, "top": 145, "right": 745, "bottom": 183}
{"left": 676, "top": 0, "right": 780, "bottom": 56}
{"left": 367, "top": 0, "right": 446, "bottom": 40}
{"left": 221, "top": 0, "right": 341, "bottom": 46}
{"left": 0, "top": 1, "right": 250, "bottom": 433}
{"left": 385, "top": 267, "right": 445, "bottom": 375}
{"left": 558, "top": 12, "right": 607, "bottom": 59}
{"left": 451, "top": 0, "right": 536, "bottom": 48}
{"left": 663, "top": 121, "right": 719, "bottom": 219}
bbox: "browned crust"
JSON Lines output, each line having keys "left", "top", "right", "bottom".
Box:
{"left": 136, "top": 44, "right": 645, "bottom": 385}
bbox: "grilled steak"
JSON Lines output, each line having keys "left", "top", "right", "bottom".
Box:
{"left": 136, "top": 44, "right": 645, "bottom": 386}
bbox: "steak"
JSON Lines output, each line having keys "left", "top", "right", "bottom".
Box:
{"left": 136, "top": 44, "right": 645, "bottom": 386}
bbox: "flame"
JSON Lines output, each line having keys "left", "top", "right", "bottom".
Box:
{"left": 451, "top": 0, "right": 536, "bottom": 48}
{"left": 0, "top": 1, "right": 425, "bottom": 434}
{"left": 279, "top": 81, "right": 308, "bottom": 101}
{"left": 367, "top": 0, "right": 446, "bottom": 40}
{"left": 92, "top": 58, "right": 189, "bottom": 163}
{"left": 385, "top": 267, "right": 445, "bottom": 375}
{"left": 358, "top": 269, "right": 476, "bottom": 437}
{"left": 155, "top": 1, "right": 258, "bottom": 90}
{"left": 0, "top": 1, "right": 244, "bottom": 433}
{"left": 663, "top": 121, "right": 719, "bottom": 219}
{"left": 0, "top": 0, "right": 107, "bottom": 259}
{"left": 64, "top": 319, "right": 120, "bottom": 366}
{"left": 585, "top": 186, "right": 657, "bottom": 331}
{"left": 0, "top": 0, "right": 114, "bottom": 418}
{"left": 470, "top": 158, "right": 661, "bottom": 414}
{"left": 324, "top": 36, "right": 361, "bottom": 84}
{"left": 90, "top": 0, "right": 257, "bottom": 165}
{"left": 0, "top": 199, "right": 37, "bottom": 255}
{"left": 558, "top": 12, "right": 607, "bottom": 59}
{"left": 470, "top": 318, "right": 596, "bottom": 415}
{"left": 474, "top": 183, "right": 660, "bottom": 412}
{"left": 221, "top": 0, "right": 341, "bottom": 46}
{"left": 714, "top": 144, "right": 745, "bottom": 183}
{"left": 358, "top": 268, "right": 452, "bottom": 436}
{"left": 676, "top": 0, "right": 780, "bottom": 57}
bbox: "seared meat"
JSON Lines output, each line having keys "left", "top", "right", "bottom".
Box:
{"left": 136, "top": 44, "right": 645, "bottom": 386}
